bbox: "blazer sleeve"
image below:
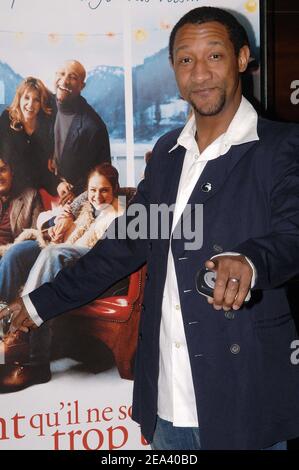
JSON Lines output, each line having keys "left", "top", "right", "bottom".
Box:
{"left": 234, "top": 125, "right": 299, "bottom": 289}
{"left": 28, "top": 158, "right": 151, "bottom": 322}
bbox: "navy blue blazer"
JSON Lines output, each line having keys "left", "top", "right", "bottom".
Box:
{"left": 29, "top": 117, "right": 299, "bottom": 449}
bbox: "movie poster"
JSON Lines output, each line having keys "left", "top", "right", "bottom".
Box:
{"left": 0, "top": 0, "right": 260, "bottom": 450}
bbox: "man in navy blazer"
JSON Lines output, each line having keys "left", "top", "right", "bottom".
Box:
{"left": 2, "top": 7, "right": 299, "bottom": 450}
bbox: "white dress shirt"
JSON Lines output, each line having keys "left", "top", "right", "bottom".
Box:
{"left": 157, "top": 96, "right": 259, "bottom": 426}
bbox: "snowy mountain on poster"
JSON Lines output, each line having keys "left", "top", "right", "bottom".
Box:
{"left": 83, "top": 47, "right": 188, "bottom": 141}
{"left": 83, "top": 64, "right": 125, "bottom": 140}
{"left": 132, "top": 47, "right": 188, "bottom": 141}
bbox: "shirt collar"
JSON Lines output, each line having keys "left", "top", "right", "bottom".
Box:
{"left": 169, "top": 96, "right": 259, "bottom": 156}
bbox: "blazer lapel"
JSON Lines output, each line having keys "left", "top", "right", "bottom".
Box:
{"left": 173, "top": 140, "right": 259, "bottom": 231}
{"left": 160, "top": 145, "right": 185, "bottom": 231}
{"left": 61, "top": 113, "right": 83, "bottom": 160}
{"left": 186, "top": 140, "right": 258, "bottom": 207}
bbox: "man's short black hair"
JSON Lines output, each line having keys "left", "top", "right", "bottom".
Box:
{"left": 169, "top": 6, "right": 250, "bottom": 63}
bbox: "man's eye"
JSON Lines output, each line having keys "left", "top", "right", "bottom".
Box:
{"left": 210, "top": 53, "right": 221, "bottom": 60}
{"left": 180, "top": 57, "right": 192, "bottom": 64}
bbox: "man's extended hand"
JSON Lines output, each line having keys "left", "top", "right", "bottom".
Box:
{"left": 0, "top": 298, "right": 38, "bottom": 333}
{"left": 57, "top": 181, "right": 75, "bottom": 206}
{"left": 205, "top": 255, "right": 253, "bottom": 311}
{"left": 59, "top": 191, "right": 75, "bottom": 206}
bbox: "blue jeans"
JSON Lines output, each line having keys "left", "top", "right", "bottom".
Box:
{"left": 0, "top": 240, "right": 42, "bottom": 303}
{"left": 151, "top": 416, "right": 287, "bottom": 450}
{"left": 22, "top": 244, "right": 90, "bottom": 295}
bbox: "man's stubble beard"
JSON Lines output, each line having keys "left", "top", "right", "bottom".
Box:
{"left": 190, "top": 88, "right": 226, "bottom": 117}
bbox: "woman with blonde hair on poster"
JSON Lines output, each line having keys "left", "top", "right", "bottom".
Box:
{"left": 0, "top": 77, "right": 59, "bottom": 196}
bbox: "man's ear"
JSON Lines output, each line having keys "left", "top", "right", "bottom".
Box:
{"left": 81, "top": 81, "right": 86, "bottom": 91}
{"left": 238, "top": 45, "right": 250, "bottom": 73}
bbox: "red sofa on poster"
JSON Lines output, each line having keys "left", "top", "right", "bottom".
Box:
{"left": 39, "top": 188, "right": 145, "bottom": 380}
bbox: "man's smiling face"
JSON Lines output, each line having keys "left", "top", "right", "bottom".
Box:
{"left": 55, "top": 61, "right": 85, "bottom": 104}
{"left": 172, "top": 21, "right": 249, "bottom": 117}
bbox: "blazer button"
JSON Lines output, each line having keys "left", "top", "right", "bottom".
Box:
{"left": 139, "top": 333, "right": 143, "bottom": 341}
{"left": 148, "top": 242, "right": 152, "bottom": 251}
{"left": 201, "top": 182, "right": 212, "bottom": 192}
{"left": 145, "top": 273, "right": 149, "bottom": 280}
{"left": 230, "top": 344, "right": 240, "bottom": 354}
{"left": 225, "top": 310, "right": 235, "bottom": 320}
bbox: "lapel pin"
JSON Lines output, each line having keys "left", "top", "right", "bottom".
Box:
{"left": 201, "top": 182, "right": 212, "bottom": 192}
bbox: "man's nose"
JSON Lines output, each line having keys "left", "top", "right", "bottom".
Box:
{"left": 191, "top": 59, "right": 212, "bottom": 82}
{"left": 60, "top": 75, "right": 70, "bottom": 86}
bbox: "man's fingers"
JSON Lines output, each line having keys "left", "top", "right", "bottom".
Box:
{"left": 10, "top": 323, "right": 29, "bottom": 334}
{"left": 204, "top": 255, "right": 253, "bottom": 310}
{"left": 61, "top": 192, "right": 75, "bottom": 205}
{"left": 59, "top": 192, "right": 71, "bottom": 205}
{"left": 9, "top": 315, "right": 24, "bottom": 332}
{"left": 64, "top": 203, "right": 72, "bottom": 211}
{"left": 205, "top": 260, "right": 216, "bottom": 270}
{"left": 213, "top": 272, "right": 228, "bottom": 310}
{"left": 9, "top": 313, "right": 36, "bottom": 333}
{"left": 222, "top": 277, "right": 240, "bottom": 310}
{"left": 5, "top": 299, "right": 37, "bottom": 334}
{"left": 232, "top": 280, "right": 251, "bottom": 310}
{"left": 59, "top": 196, "right": 67, "bottom": 206}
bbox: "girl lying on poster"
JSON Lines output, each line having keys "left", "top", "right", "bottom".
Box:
{"left": 0, "top": 76, "right": 59, "bottom": 197}
{"left": 0, "top": 163, "right": 124, "bottom": 392}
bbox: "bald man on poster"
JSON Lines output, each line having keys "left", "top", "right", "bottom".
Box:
{"left": 52, "top": 60, "right": 111, "bottom": 204}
